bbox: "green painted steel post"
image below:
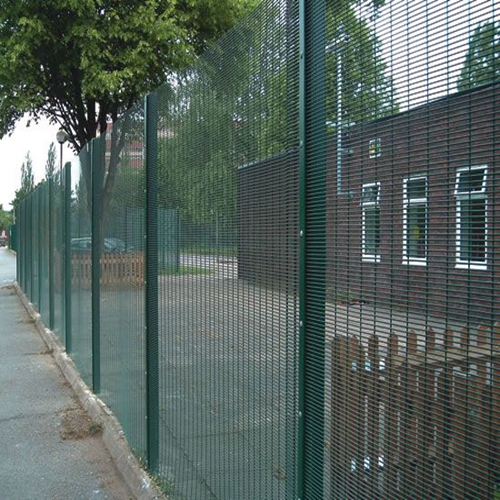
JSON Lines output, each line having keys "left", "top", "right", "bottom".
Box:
{"left": 298, "top": 0, "right": 326, "bottom": 498}
{"left": 33, "top": 190, "right": 38, "bottom": 307}
{"left": 22, "top": 201, "right": 25, "bottom": 291}
{"left": 18, "top": 203, "right": 23, "bottom": 288}
{"left": 64, "top": 162, "right": 72, "bottom": 353}
{"left": 49, "top": 176, "right": 55, "bottom": 329}
{"left": 29, "top": 194, "right": 33, "bottom": 302}
{"left": 24, "top": 199, "right": 28, "bottom": 293}
{"left": 38, "top": 187, "right": 43, "bottom": 312}
{"left": 18, "top": 203, "right": 21, "bottom": 288}
{"left": 15, "top": 206, "right": 19, "bottom": 285}
{"left": 284, "top": 0, "right": 300, "bottom": 495}
{"left": 91, "top": 139, "right": 103, "bottom": 394}
{"left": 145, "top": 92, "right": 159, "bottom": 473}
{"left": 17, "top": 201, "right": 26, "bottom": 291}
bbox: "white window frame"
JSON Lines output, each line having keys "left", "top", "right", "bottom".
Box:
{"left": 454, "top": 165, "right": 488, "bottom": 270}
{"left": 402, "top": 175, "right": 428, "bottom": 266}
{"left": 361, "top": 182, "right": 381, "bottom": 263}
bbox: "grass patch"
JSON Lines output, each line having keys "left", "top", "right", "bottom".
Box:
{"left": 159, "top": 265, "right": 211, "bottom": 276}
{"left": 181, "top": 245, "right": 237, "bottom": 257}
{"left": 151, "top": 475, "right": 174, "bottom": 495}
{"left": 60, "top": 407, "right": 102, "bottom": 440}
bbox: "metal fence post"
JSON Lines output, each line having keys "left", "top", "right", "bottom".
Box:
{"left": 91, "top": 139, "right": 103, "bottom": 394}
{"left": 64, "top": 162, "right": 72, "bottom": 353}
{"left": 22, "top": 200, "right": 26, "bottom": 292}
{"left": 28, "top": 195, "right": 34, "bottom": 302}
{"left": 49, "top": 176, "right": 55, "bottom": 330}
{"left": 145, "top": 92, "right": 159, "bottom": 473}
{"left": 298, "top": 0, "right": 326, "bottom": 498}
{"left": 17, "top": 203, "right": 23, "bottom": 289}
{"left": 38, "top": 187, "right": 43, "bottom": 312}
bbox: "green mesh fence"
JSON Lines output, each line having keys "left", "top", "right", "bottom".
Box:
{"left": 70, "top": 151, "right": 93, "bottom": 386}
{"left": 99, "top": 104, "right": 147, "bottom": 460}
{"left": 52, "top": 167, "right": 66, "bottom": 344}
{"left": 31, "top": 188, "right": 40, "bottom": 309}
{"left": 155, "top": 1, "right": 300, "bottom": 497}
{"left": 322, "top": 2, "right": 500, "bottom": 499}
{"left": 38, "top": 182, "right": 50, "bottom": 327}
{"left": 14, "top": 0, "right": 500, "bottom": 498}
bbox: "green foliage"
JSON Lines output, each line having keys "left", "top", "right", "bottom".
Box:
{"left": 326, "top": 8, "right": 398, "bottom": 125}
{"left": 0, "top": 0, "right": 259, "bottom": 225}
{"left": 0, "top": 0, "right": 260, "bottom": 151}
{"left": 45, "top": 143, "right": 57, "bottom": 179}
{"left": 11, "top": 153, "right": 35, "bottom": 211}
{"left": 159, "top": 265, "right": 211, "bottom": 276}
{"left": 458, "top": 21, "right": 500, "bottom": 91}
{"left": 158, "top": 0, "right": 396, "bottom": 224}
{"left": 0, "top": 204, "right": 12, "bottom": 232}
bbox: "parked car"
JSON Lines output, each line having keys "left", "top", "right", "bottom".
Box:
{"left": 71, "top": 237, "right": 128, "bottom": 253}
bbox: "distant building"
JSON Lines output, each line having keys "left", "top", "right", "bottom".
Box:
{"left": 238, "top": 82, "right": 500, "bottom": 323}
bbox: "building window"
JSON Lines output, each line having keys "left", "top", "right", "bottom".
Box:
{"left": 455, "top": 166, "right": 488, "bottom": 269}
{"left": 403, "top": 176, "right": 427, "bottom": 265}
{"left": 362, "top": 182, "right": 380, "bottom": 262}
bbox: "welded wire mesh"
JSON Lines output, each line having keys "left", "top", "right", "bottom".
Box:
{"left": 31, "top": 187, "right": 40, "bottom": 309}
{"left": 13, "top": 0, "right": 500, "bottom": 498}
{"left": 323, "top": 1, "right": 499, "bottom": 499}
{"left": 52, "top": 168, "right": 66, "bottom": 344}
{"left": 69, "top": 151, "right": 93, "bottom": 386}
{"left": 99, "top": 105, "right": 147, "bottom": 459}
{"left": 155, "top": 0, "right": 300, "bottom": 497}
{"left": 38, "top": 182, "right": 50, "bottom": 327}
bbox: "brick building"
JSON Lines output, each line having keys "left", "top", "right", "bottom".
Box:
{"left": 238, "top": 82, "right": 500, "bottom": 323}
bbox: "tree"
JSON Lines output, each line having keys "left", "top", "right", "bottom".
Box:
{"left": 457, "top": 21, "right": 500, "bottom": 91}
{"left": 11, "top": 152, "right": 35, "bottom": 211}
{"left": 45, "top": 143, "right": 57, "bottom": 180}
{"left": 0, "top": 0, "right": 260, "bottom": 216}
{"left": 158, "top": 0, "right": 396, "bottom": 223}
{"left": 0, "top": 204, "right": 12, "bottom": 233}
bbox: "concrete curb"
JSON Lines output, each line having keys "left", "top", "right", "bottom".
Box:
{"left": 14, "top": 282, "right": 166, "bottom": 500}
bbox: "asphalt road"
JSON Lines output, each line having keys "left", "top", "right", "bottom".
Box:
{"left": 0, "top": 246, "right": 16, "bottom": 285}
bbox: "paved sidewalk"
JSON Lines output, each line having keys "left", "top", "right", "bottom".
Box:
{"left": 0, "top": 248, "right": 134, "bottom": 499}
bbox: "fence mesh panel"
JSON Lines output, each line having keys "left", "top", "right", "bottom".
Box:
{"left": 70, "top": 151, "right": 93, "bottom": 385}
{"left": 155, "top": 0, "right": 300, "bottom": 497}
{"left": 99, "top": 104, "right": 147, "bottom": 459}
{"left": 31, "top": 188, "right": 40, "bottom": 309}
{"left": 13, "top": 0, "right": 500, "bottom": 498}
{"left": 323, "top": 2, "right": 499, "bottom": 499}
{"left": 52, "top": 168, "right": 66, "bottom": 344}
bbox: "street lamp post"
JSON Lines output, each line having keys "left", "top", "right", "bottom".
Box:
{"left": 56, "top": 126, "right": 71, "bottom": 350}
{"left": 56, "top": 128, "right": 67, "bottom": 169}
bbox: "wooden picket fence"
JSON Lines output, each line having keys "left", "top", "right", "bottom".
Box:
{"left": 330, "top": 323, "right": 499, "bottom": 499}
{"left": 72, "top": 252, "right": 144, "bottom": 289}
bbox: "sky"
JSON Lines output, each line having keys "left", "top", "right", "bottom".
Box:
{"left": 0, "top": 116, "right": 73, "bottom": 210}
{"left": 374, "top": 0, "right": 497, "bottom": 110}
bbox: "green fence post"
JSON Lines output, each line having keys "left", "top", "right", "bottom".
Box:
{"left": 28, "top": 195, "right": 34, "bottom": 302}
{"left": 145, "top": 91, "right": 159, "bottom": 474}
{"left": 91, "top": 139, "right": 103, "bottom": 394}
{"left": 28, "top": 196, "right": 32, "bottom": 298}
{"left": 38, "top": 186, "right": 43, "bottom": 312}
{"left": 64, "top": 162, "right": 72, "bottom": 353}
{"left": 19, "top": 200, "right": 26, "bottom": 293}
{"left": 49, "top": 175, "right": 55, "bottom": 330}
{"left": 17, "top": 204, "right": 22, "bottom": 288}
{"left": 24, "top": 201, "right": 27, "bottom": 291}
{"left": 32, "top": 190, "right": 37, "bottom": 307}
{"left": 298, "top": 0, "right": 326, "bottom": 498}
